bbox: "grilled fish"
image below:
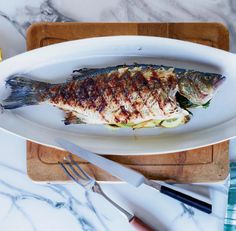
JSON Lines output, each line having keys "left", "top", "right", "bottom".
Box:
{"left": 1, "top": 64, "right": 225, "bottom": 128}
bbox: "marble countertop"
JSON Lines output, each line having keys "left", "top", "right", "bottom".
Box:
{"left": 0, "top": 0, "right": 235, "bottom": 230}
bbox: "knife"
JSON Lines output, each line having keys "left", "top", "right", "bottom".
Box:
{"left": 57, "top": 138, "right": 212, "bottom": 214}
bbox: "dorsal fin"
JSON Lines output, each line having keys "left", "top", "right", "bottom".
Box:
{"left": 71, "top": 65, "right": 130, "bottom": 80}
{"left": 72, "top": 68, "right": 102, "bottom": 80}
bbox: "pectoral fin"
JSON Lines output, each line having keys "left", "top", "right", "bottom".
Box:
{"left": 63, "top": 111, "right": 85, "bottom": 125}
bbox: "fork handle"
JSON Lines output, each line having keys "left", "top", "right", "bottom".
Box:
{"left": 130, "top": 216, "right": 154, "bottom": 231}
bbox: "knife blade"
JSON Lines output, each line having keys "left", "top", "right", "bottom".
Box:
{"left": 57, "top": 138, "right": 146, "bottom": 187}
{"left": 57, "top": 138, "right": 212, "bottom": 214}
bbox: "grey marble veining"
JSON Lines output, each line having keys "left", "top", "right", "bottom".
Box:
{"left": 0, "top": 0, "right": 236, "bottom": 51}
{"left": 0, "top": 0, "right": 73, "bottom": 37}
{"left": 0, "top": 135, "right": 228, "bottom": 231}
{"left": 0, "top": 162, "right": 112, "bottom": 231}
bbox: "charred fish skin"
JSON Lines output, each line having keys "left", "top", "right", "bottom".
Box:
{"left": 48, "top": 65, "right": 187, "bottom": 126}
{"left": 73, "top": 64, "right": 225, "bottom": 106}
{"left": 1, "top": 64, "right": 225, "bottom": 128}
{"left": 73, "top": 63, "right": 225, "bottom": 106}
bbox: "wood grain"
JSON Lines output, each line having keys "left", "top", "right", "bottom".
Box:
{"left": 26, "top": 22, "right": 229, "bottom": 183}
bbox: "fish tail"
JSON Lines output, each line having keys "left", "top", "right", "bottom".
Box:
{"left": 1, "top": 75, "right": 51, "bottom": 109}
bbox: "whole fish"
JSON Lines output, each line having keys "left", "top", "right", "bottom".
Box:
{"left": 1, "top": 64, "right": 225, "bottom": 128}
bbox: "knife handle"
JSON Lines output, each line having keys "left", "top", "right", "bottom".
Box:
{"left": 130, "top": 216, "right": 154, "bottom": 231}
{"left": 160, "top": 185, "right": 212, "bottom": 214}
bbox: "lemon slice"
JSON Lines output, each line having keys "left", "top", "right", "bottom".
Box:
{"left": 161, "top": 116, "right": 188, "bottom": 128}
{"left": 133, "top": 119, "right": 162, "bottom": 129}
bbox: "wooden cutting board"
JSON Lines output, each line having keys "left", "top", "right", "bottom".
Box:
{"left": 26, "top": 22, "right": 229, "bottom": 183}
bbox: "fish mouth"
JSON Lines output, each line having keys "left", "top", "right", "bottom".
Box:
{"left": 213, "top": 76, "right": 226, "bottom": 89}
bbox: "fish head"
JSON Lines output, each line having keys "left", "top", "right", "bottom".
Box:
{"left": 177, "top": 71, "right": 225, "bottom": 106}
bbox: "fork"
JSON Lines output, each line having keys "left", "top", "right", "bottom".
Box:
{"left": 60, "top": 154, "right": 155, "bottom": 231}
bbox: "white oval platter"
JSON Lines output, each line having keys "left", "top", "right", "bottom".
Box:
{"left": 0, "top": 36, "right": 235, "bottom": 155}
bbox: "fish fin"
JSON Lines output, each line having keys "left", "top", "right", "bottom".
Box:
{"left": 63, "top": 111, "right": 85, "bottom": 125}
{"left": 72, "top": 64, "right": 131, "bottom": 80}
{"left": 72, "top": 68, "right": 101, "bottom": 80}
{"left": 2, "top": 75, "right": 51, "bottom": 110}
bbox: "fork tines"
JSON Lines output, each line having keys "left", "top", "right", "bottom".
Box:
{"left": 59, "top": 154, "right": 94, "bottom": 187}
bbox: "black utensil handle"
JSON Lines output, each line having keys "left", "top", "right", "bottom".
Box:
{"left": 160, "top": 185, "right": 212, "bottom": 214}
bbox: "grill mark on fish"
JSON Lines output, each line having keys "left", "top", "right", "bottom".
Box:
{"left": 51, "top": 84, "right": 64, "bottom": 105}
{"left": 61, "top": 81, "right": 74, "bottom": 105}
{"left": 114, "top": 116, "right": 120, "bottom": 123}
{"left": 103, "top": 73, "right": 122, "bottom": 123}
{"left": 102, "top": 72, "right": 126, "bottom": 123}
{"left": 144, "top": 70, "right": 160, "bottom": 109}
{"left": 48, "top": 84, "right": 60, "bottom": 102}
{"left": 120, "top": 105, "right": 131, "bottom": 122}
{"left": 76, "top": 80, "right": 92, "bottom": 112}
{"left": 150, "top": 75, "right": 167, "bottom": 113}
{"left": 65, "top": 81, "right": 76, "bottom": 106}
{"left": 87, "top": 78, "right": 98, "bottom": 108}
{"left": 151, "top": 70, "right": 177, "bottom": 115}
{"left": 122, "top": 70, "right": 142, "bottom": 120}
{"left": 130, "top": 73, "right": 144, "bottom": 119}
{"left": 107, "top": 72, "right": 120, "bottom": 105}
{"left": 114, "top": 71, "right": 131, "bottom": 123}
{"left": 70, "top": 81, "right": 79, "bottom": 106}
{"left": 134, "top": 71, "right": 155, "bottom": 116}
{"left": 142, "top": 91, "right": 155, "bottom": 115}
{"left": 94, "top": 76, "right": 108, "bottom": 122}
{"left": 73, "top": 75, "right": 109, "bottom": 122}
{"left": 118, "top": 70, "right": 133, "bottom": 122}
{"left": 157, "top": 84, "right": 167, "bottom": 112}
{"left": 140, "top": 70, "right": 158, "bottom": 116}
{"left": 120, "top": 70, "right": 132, "bottom": 104}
